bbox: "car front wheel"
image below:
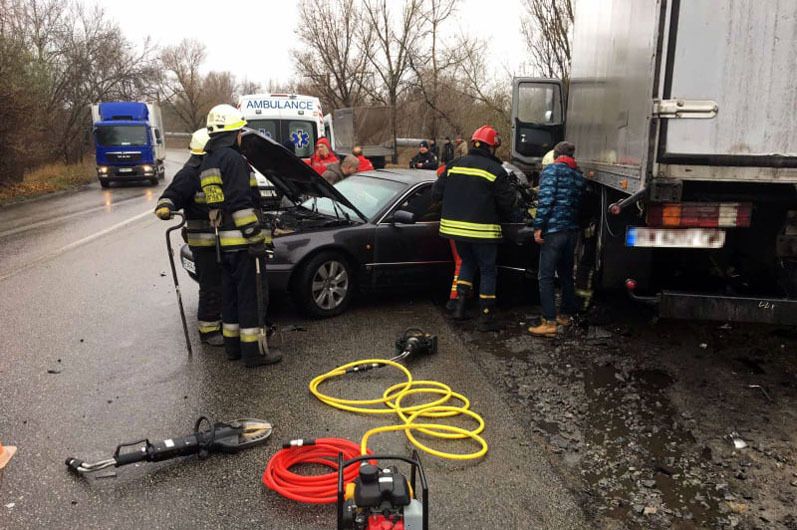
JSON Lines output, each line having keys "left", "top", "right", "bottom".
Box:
{"left": 293, "top": 251, "right": 353, "bottom": 318}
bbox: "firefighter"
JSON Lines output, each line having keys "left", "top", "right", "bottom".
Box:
{"left": 432, "top": 125, "right": 516, "bottom": 331}
{"left": 200, "top": 104, "right": 282, "bottom": 367}
{"left": 155, "top": 128, "right": 223, "bottom": 346}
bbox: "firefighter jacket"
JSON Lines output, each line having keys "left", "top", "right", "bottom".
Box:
{"left": 532, "top": 156, "right": 586, "bottom": 235}
{"left": 155, "top": 155, "right": 216, "bottom": 250}
{"left": 409, "top": 150, "right": 438, "bottom": 170}
{"left": 199, "top": 132, "right": 267, "bottom": 252}
{"left": 432, "top": 146, "right": 517, "bottom": 242}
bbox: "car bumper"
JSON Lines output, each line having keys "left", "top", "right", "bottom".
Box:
{"left": 179, "top": 244, "right": 293, "bottom": 292}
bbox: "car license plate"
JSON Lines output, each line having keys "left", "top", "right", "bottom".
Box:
{"left": 118, "top": 167, "right": 133, "bottom": 173}
{"left": 181, "top": 257, "right": 196, "bottom": 274}
{"left": 625, "top": 227, "right": 725, "bottom": 248}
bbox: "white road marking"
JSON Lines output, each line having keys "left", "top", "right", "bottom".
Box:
{"left": 0, "top": 209, "right": 153, "bottom": 282}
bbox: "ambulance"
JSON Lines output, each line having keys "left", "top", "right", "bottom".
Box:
{"left": 238, "top": 93, "right": 325, "bottom": 159}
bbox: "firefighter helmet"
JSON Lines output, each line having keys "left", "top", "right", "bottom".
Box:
{"left": 471, "top": 125, "right": 501, "bottom": 148}
{"left": 189, "top": 127, "right": 210, "bottom": 155}
{"left": 206, "top": 104, "right": 247, "bottom": 135}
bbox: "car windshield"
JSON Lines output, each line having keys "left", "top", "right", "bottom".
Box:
{"left": 301, "top": 175, "right": 404, "bottom": 221}
{"left": 95, "top": 125, "right": 149, "bottom": 146}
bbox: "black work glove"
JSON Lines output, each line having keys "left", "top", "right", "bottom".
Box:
{"left": 248, "top": 242, "right": 268, "bottom": 258}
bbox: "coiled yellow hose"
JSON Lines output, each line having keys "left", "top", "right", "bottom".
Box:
{"left": 308, "top": 358, "right": 488, "bottom": 460}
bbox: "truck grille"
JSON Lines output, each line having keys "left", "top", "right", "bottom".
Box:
{"left": 106, "top": 151, "right": 142, "bottom": 164}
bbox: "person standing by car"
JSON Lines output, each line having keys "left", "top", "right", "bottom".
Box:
{"left": 352, "top": 145, "right": 374, "bottom": 172}
{"left": 428, "top": 138, "right": 440, "bottom": 160}
{"left": 433, "top": 125, "right": 516, "bottom": 331}
{"left": 410, "top": 141, "right": 438, "bottom": 170}
{"left": 322, "top": 155, "right": 360, "bottom": 184}
{"left": 528, "top": 141, "right": 586, "bottom": 337}
{"left": 155, "top": 128, "right": 223, "bottom": 347}
{"left": 308, "top": 137, "right": 338, "bottom": 175}
{"left": 441, "top": 137, "right": 455, "bottom": 165}
{"left": 453, "top": 133, "right": 468, "bottom": 158}
{"left": 200, "top": 104, "right": 282, "bottom": 367}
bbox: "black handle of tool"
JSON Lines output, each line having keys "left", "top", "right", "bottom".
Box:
{"left": 165, "top": 212, "right": 192, "bottom": 356}
{"left": 110, "top": 425, "right": 243, "bottom": 467}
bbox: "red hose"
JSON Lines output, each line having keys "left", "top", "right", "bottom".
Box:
{"left": 262, "top": 437, "right": 372, "bottom": 504}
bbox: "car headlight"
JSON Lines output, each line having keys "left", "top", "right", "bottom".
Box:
{"left": 142, "top": 165, "right": 153, "bottom": 174}
{"left": 98, "top": 166, "right": 108, "bottom": 174}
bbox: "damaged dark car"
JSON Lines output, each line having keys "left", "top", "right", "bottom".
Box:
{"left": 180, "top": 131, "right": 539, "bottom": 317}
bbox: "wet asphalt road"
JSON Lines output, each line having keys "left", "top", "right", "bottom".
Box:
{"left": 0, "top": 151, "right": 585, "bottom": 529}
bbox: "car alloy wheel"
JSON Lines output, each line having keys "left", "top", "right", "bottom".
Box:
{"left": 311, "top": 259, "right": 349, "bottom": 311}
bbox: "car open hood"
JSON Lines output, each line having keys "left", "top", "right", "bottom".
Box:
{"left": 240, "top": 131, "right": 367, "bottom": 222}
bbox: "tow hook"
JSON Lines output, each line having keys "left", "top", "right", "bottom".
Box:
{"left": 625, "top": 278, "right": 658, "bottom": 305}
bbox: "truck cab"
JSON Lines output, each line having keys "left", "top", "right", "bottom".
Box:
{"left": 92, "top": 102, "right": 165, "bottom": 187}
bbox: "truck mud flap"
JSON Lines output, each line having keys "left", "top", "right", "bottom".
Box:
{"left": 658, "top": 292, "right": 797, "bottom": 326}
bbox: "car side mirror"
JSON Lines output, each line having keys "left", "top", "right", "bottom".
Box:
{"left": 392, "top": 210, "right": 416, "bottom": 225}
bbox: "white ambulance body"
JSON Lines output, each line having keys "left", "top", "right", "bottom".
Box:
{"left": 238, "top": 93, "right": 324, "bottom": 159}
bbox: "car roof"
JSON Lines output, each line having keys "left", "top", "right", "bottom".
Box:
{"left": 356, "top": 168, "right": 436, "bottom": 185}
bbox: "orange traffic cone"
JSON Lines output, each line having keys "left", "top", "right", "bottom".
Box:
{"left": 0, "top": 440, "right": 17, "bottom": 469}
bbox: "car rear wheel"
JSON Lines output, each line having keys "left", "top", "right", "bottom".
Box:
{"left": 293, "top": 251, "right": 353, "bottom": 318}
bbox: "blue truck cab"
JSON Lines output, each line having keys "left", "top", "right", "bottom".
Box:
{"left": 92, "top": 102, "right": 166, "bottom": 187}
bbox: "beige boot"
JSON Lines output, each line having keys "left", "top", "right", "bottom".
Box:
{"left": 528, "top": 318, "right": 557, "bottom": 337}
{"left": 556, "top": 314, "right": 573, "bottom": 327}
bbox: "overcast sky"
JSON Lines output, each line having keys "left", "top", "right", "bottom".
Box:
{"left": 99, "top": 0, "right": 530, "bottom": 88}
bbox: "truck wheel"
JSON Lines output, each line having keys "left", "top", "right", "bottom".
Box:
{"left": 293, "top": 251, "right": 353, "bottom": 318}
{"left": 99, "top": 179, "right": 110, "bottom": 188}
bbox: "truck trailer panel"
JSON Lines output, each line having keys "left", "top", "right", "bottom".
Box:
{"left": 661, "top": 0, "right": 797, "bottom": 165}
{"left": 566, "top": 0, "right": 663, "bottom": 193}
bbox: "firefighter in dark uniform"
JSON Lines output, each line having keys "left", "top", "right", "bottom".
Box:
{"left": 155, "top": 128, "right": 223, "bottom": 346}
{"left": 432, "top": 125, "right": 516, "bottom": 331}
{"left": 200, "top": 104, "right": 282, "bottom": 367}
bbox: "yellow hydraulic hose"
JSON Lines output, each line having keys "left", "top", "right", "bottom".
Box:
{"left": 308, "top": 358, "right": 488, "bottom": 461}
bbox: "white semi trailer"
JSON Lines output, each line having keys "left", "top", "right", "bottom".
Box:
{"left": 511, "top": 0, "right": 797, "bottom": 325}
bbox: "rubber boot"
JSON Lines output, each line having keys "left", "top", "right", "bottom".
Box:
{"left": 224, "top": 337, "right": 241, "bottom": 360}
{"left": 242, "top": 333, "right": 283, "bottom": 368}
{"left": 200, "top": 331, "right": 224, "bottom": 347}
{"left": 477, "top": 302, "right": 500, "bottom": 332}
{"left": 452, "top": 284, "right": 472, "bottom": 320}
{"left": 556, "top": 314, "right": 573, "bottom": 327}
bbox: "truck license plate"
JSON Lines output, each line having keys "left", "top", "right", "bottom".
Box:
{"left": 118, "top": 167, "right": 133, "bottom": 173}
{"left": 625, "top": 227, "right": 725, "bottom": 249}
{"left": 181, "top": 257, "right": 196, "bottom": 274}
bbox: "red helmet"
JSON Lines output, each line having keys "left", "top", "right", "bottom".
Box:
{"left": 471, "top": 125, "right": 501, "bottom": 147}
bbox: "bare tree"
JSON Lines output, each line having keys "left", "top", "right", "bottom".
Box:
{"left": 237, "top": 78, "right": 262, "bottom": 97}
{"left": 520, "top": 0, "right": 574, "bottom": 81}
{"left": 294, "top": 0, "right": 373, "bottom": 109}
{"left": 362, "top": 0, "right": 424, "bottom": 162}
{"left": 455, "top": 36, "right": 511, "bottom": 124}
{"left": 203, "top": 71, "right": 237, "bottom": 107}
{"left": 160, "top": 39, "right": 208, "bottom": 131}
{"left": 408, "top": 0, "right": 462, "bottom": 138}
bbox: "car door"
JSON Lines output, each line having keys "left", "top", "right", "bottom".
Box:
{"left": 371, "top": 183, "right": 453, "bottom": 289}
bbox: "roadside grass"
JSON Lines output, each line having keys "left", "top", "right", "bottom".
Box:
{"left": 0, "top": 160, "right": 95, "bottom": 205}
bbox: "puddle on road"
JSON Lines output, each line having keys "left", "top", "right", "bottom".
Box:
{"left": 465, "top": 316, "right": 728, "bottom": 529}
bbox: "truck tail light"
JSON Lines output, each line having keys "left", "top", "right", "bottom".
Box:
{"left": 646, "top": 202, "right": 752, "bottom": 228}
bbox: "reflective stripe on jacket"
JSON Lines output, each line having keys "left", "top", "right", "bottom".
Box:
{"left": 432, "top": 147, "right": 516, "bottom": 242}
{"left": 199, "top": 132, "right": 268, "bottom": 251}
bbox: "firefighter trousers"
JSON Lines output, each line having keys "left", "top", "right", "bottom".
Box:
{"left": 220, "top": 251, "right": 268, "bottom": 361}
{"left": 193, "top": 247, "right": 223, "bottom": 339}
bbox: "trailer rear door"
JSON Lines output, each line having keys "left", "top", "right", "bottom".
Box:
{"left": 661, "top": 0, "right": 797, "bottom": 167}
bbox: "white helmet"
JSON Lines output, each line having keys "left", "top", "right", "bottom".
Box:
{"left": 189, "top": 127, "right": 210, "bottom": 155}
{"left": 206, "top": 104, "right": 247, "bottom": 135}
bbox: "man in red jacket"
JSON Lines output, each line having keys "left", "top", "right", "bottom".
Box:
{"left": 307, "top": 137, "right": 338, "bottom": 175}
{"left": 352, "top": 145, "right": 374, "bottom": 172}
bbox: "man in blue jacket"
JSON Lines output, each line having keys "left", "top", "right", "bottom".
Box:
{"left": 529, "top": 141, "right": 586, "bottom": 337}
